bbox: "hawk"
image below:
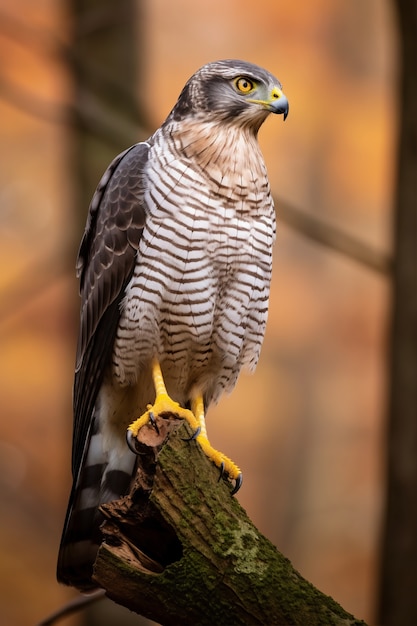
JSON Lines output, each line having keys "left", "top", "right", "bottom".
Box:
{"left": 57, "top": 59, "right": 288, "bottom": 590}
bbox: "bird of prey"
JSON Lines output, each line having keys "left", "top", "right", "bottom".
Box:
{"left": 57, "top": 59, "right": 288, "bottom": 590}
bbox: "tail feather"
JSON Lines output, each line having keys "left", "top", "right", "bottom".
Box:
{"left": 57, "top": 418, "right": 136, "bottom": 590}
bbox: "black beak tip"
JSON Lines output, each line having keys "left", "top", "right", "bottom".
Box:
{"left": 271, "top": 96, "right": 289, "bottom": 120}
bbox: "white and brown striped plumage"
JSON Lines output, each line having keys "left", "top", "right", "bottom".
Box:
{"left": 57, "top": 59, "right": 288, "bottom": 590}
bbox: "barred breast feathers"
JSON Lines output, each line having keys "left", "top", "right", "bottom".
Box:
{"left": 112, "top": 117, "right": 275, "bottom": 398}
{"left": 155, "top": 118, "right": 274, "bottom": 216}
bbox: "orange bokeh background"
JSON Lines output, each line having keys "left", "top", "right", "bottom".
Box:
{"left": 0, "top": 1, "right": 396, "bottom": 624}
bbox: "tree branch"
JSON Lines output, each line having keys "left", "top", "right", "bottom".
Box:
{"left": 93, "top": 415, "right": 367, "bottom": 626}
{"left": 277, "top": 198, "right": 392, "bottom": 275}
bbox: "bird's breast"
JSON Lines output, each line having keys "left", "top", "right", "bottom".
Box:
{"left": 112, "top": 137, "right": 275, "bottom": 404}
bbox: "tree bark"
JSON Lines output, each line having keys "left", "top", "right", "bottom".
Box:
{"left": 93, "top": 415, "right": 367, "bottom": 626}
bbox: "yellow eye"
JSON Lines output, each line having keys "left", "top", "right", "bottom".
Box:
{"left": 235, "top": 77, "right": 255, "bottom": 93}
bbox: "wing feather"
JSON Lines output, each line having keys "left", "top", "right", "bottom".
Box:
{"left": 71, "top": 141, "right": 150, "bottom": 478}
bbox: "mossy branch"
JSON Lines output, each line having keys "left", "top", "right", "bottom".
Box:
{"left": 93, "top": 415, "right": 367, "bottom": 626}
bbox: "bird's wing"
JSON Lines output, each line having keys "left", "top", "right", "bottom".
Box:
{"left": 71, "top": 141, "right": 150, "bottom": 479}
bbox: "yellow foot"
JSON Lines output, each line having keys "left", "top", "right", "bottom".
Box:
{"left": 126, "top": 358, "right": 199, "bottom": 450}
{"left": 195, "top": 434, "right": 243, "bottom": 495}
{"left": 126, "top": 358, "right": 242, "bottom": 495}
{"left": 126, "top": 392, "right": 199, "bottom": 444}
{"left": 191, "top": 395, "right": 242, "bottom": 495}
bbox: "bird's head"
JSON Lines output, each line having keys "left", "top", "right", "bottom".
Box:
{"left": 168, "top": 59, "right": 289, "bottom": 132}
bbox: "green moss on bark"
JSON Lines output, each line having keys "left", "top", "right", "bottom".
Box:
{"left": 95, "top": 420, "right": 367, "bottom": 626}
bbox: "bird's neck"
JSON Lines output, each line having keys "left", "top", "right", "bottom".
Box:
{"left": 164, "top": 118, "right": 265, "bottom": 184}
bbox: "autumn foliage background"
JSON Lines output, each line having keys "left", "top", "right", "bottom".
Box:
{"left": 0, "top": 1, "right": 397, "bottom": 625}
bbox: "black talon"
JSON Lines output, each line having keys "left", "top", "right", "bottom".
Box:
{"left": 217, "top": 463, "right": 242, "bottom": 495}
{"left": 148, "top": 411, "right": 160, "bottom": 434}
{"left": 182, "top": 425, "right": 201, "bottom": 441}
{"left": 231, "top": 473, "right": 243, "bottom": 496}
{"left": 126, "top": 429, "right": 140, "bottom": 454}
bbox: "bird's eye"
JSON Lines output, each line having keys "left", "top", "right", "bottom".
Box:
{"left": 235, "top": 77, "right": 255, "bottom": 93}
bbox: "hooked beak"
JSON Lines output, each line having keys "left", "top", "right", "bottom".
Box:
{"left": 247, "top": 85, "right": 289, "bottom": 120}
{"left": 267, "top": 86, "right": 289, "bottom": 120}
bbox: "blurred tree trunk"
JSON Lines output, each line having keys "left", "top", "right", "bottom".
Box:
{"left": 69, "top": 0, "right": 148, "bottom": 232}
{"left": 378, "top": 1, "right": 417, "bottom": 624}
{"left": 68, "top": 1, "right": 151, "bottom": 624}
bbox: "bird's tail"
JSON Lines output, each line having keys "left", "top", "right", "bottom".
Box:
{"left": 57, "top": 418, "right": 136, "bottom": 591}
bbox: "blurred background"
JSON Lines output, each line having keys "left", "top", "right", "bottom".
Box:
{"left": 0, "top": 0, "right": 414, "bottom": 625}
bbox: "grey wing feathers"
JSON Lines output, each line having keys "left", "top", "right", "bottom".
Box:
{"left": 71, "top": 141, "right": 150, "bottom": 479}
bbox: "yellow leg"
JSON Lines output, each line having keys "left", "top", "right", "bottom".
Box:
{"left": 127, "top": 358, "right": 199, "bottom": 438}
{"left": 127, "top": 359, "right": 242, "bottom": 494}
{"left": 191, "top": 395, "right": 242, "bottom": 494}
